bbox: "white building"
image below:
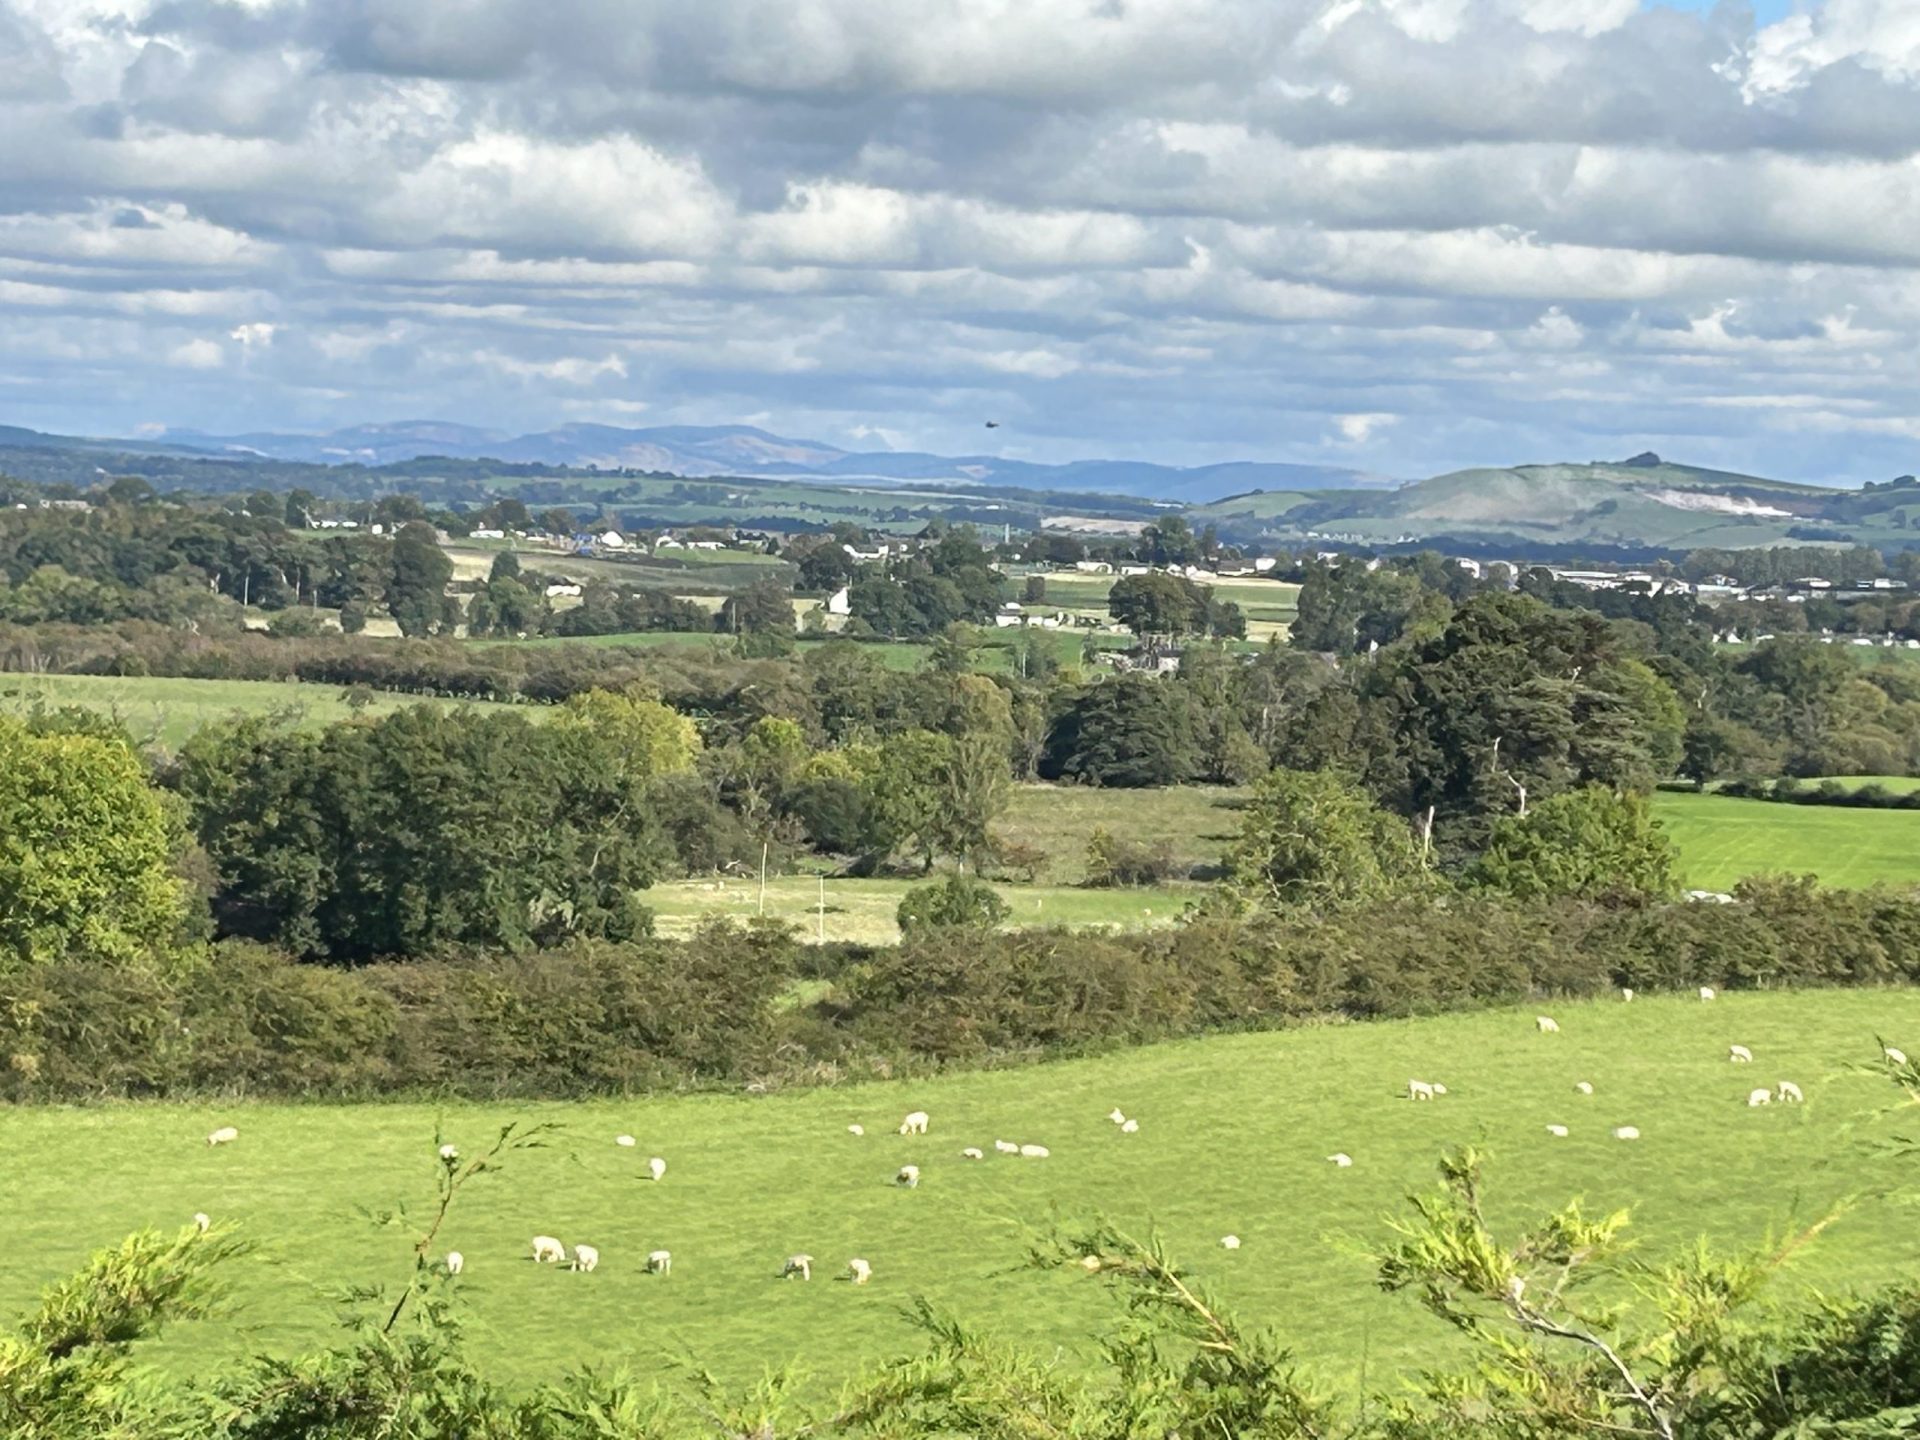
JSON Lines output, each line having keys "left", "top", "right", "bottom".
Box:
{"left": 826, "top": 586, "right": 852, "bottom": 616}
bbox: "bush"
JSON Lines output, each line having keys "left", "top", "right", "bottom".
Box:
{"left": 1084, "top": 826, "right": 1181, "bottom": 887}
{"left": 896, "top": 875, "right": 1011, "bottom": 934}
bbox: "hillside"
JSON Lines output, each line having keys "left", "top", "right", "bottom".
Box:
{"left": 1192, "top": 455, "right": 1920, "bottom": 553}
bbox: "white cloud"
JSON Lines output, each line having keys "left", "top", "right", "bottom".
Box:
{"left": 168, "top": 337, "right": 226, "bottom": 369}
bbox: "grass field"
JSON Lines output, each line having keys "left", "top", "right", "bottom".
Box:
{"left": 4, "top": 991, "right": 1915, "bottom": 1395}
{"left": 998, "top": 783, "right": 1245, "bottom": 884}
{"left": 0, "top": 673, "right": 515, "bottom": 748}
{"left": 1652, "top": 790, "right": 1920, "bottom": 890}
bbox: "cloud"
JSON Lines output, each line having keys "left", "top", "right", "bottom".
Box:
{"left": 0, "top": 0, "right": 1916, "bottom": 482}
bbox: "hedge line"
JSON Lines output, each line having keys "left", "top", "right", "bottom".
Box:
{"left": 1718, "top": 775, "right": 1920, "bottom": 810}
{"left": 4, "top": 878, "right": 1917, "bottom": 1102}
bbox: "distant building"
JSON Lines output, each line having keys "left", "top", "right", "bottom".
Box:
{"left": 826, "top": 586, "right": 852, "bottom": 616}
{"left": 545, "top": 583, "right": 583, "bottom": 598}
{"left": 470, "top": 528, "right": 505, "bottom": 540}
{"left": 599, "top": 531, "right": 627, "bottom": 549}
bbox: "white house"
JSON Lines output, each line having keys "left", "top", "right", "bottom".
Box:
{"left": 1074, "top": 560, "right": 1113, "bottom": 574}
{"left": 826, "top": 586, "right": 852, "bottom": 616}
{"left": 1253, "top": 557, "right": 1278, "bottom": 573}
{"left": 599, "top": 531, "right": 627, "bottom": 549}
{"left": 470, "top": 528, "right": 505, "bottom": 540}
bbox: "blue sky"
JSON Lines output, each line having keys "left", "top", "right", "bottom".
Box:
{"left": 1, "top": 0, "right": 1918, "bottom": 484}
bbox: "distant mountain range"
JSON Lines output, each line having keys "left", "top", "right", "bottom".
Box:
{"left": 155, "top": 421, "right": 1388, "bottom": 504}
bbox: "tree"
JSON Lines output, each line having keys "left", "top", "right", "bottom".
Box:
{"left": 1023, "top": 575, "right": 1048, "bottom": 605}
{"left": 896, "top": 873, "right": 1009, "bottom": 933}
{"left": 1110, "top": 573, "right": 1205, "bottom": 637}
{"left": 718, "top": 577, "right": 796, "bottom": 637}
{"left": 386, "top": 522, "right": 453, "bottom": 637}
{"left": 488, "top": 549, "right": 522, "bottom": 582}
{"left": 1468, "top": 786, "right": 1678, "bottom": 901}
{"left": 557, "top": 687, "right": 701, "bottom": 779}
{"left": 932, "top": 731, "right": 1010, "bottom": 869}
{"left": 0, "top": 719, "right": 188, "bottom": 972}
{"left": 539, "top": 507, "right": 576, "bottom": 537}
{"left": 1228, "top": 767, "right": 1422, "bottom": 909}
{"left": 1042, "top": 676, "right": 1203, "bottom": 787}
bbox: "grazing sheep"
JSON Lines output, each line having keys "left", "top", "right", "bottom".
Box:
{"left": 898, "top": 1110, "right": 930, "bottom": 1136}
{"left": 994, "top": 1140, "right": 1019, "bottom": 1154}
{"left": 1327, "top": 1153, "right": 1353, "bottom": 1167}
{"left": 648, "top": 1156, "right": 667, "bottom": 1182}
{"left": 847, "top": 1258, "right": 872, "bottom": 1285}
{"left": 1019, "top": 1144, "right": 1051, "bottom": 1159}
{"left": 1431, "top": 1083, "right": 1449, "bottom": 1096}
{"left": 615, "top": 1134, "right": 636, "bottom": 1147}
{"left": 532, "top": 1235, "right": 566, "bottom": 1264}
{"left": 1575, "top": 1081, "right": 1594, "bottom": 1095}
{"left": 571, "top": 1244, "right": 599, "bottom": 1273}
{"left": 1108, "top": 1108, "right": 1127, "bottom": 1124}
{"left": 783, "top": 1254, "right": 813, "bottom": 1281}
{"left": 1407, "top": 1080, "right": 1436, "bottom": 1101}
{"left": 1545, "top": 1125, "right": 1569, "bottom": 1138}
{"left": 1536, "top": 1016, "right": 1560, "bottom": 1033}
{"left": 438, "top": 1144, "right": 459, "bottom": 1161}
{"left": 961, "top": 1147, "right": 984, "bottom": 1160}
{"left": 1887, "top": 1046, "right": 1909, "bottom": 1066}
{"left": 1699, "top": 986, "right": 1717, "bottom": 1001}
{"left": 846, "top": 1125, "right": 864, "bottom": 1137}
{"left": 1220, "top": 1235, "right": 1242, "bottom": 1250}
{"left": 1729, "top": 1045, "right": 1754, "bottom": 1063}
{"left": 896, "top": 1165, "right": 920, "bottom": 1188}
{"left": 648, "top": 1250, "right": 672, "bottom": 1275}
{"left": 446, "top": 1251, "right": 464, "bottom": 1276}
{"left": 206, "top": 1126, "right": 239, "bottom": 1146}
{"left": 1120, "top": 1118, "right": 1140, "bottom": 1134}
{"left": 1077, "top": 1254, "right": 1104, "bottom": 1272}
{"left": 1747, "top": 1087, "right": 1772, "bottom": 1107}
{"left": 193, "top": 1212, "right": 211, "bottom": 1232}
{"left": 1622, "top": 987, "right": 1634, "bottom": 1002}
{"left": 1776, "top": 1080, "right": 1804, "bottom": 1103}
{"left": 1612, "top": 1126, "right": 1641, "bottom": 1140}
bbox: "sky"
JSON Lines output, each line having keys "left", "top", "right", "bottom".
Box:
{"left": 3, "top": 0, "right": 1920, "bottom": 483}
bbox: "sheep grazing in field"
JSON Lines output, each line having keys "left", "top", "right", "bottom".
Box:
{"left": 1612, "top": 1126, "right": 1641, "bottom": 1141}
{"left": 1622, "top": 987, "right": 1634, "bottom": 1002}
{"left": 206, "top": 1126, "right": 239, "bottom": 1147}
{"left": 193, "top": 1212, "right": 211, "bottom": 1232}
{"left": 783, "top": 1254, "right": 813, "bottom": 1281}
{"left": 1432, "top": 1083, "right": 1449, "bottom": 1096}
{"left": 1108, "top": 1108, "right": 1127, "bottom": 1125}
{"left": 1020, "top": 1144, "right": 1051, "bottom": 1159}
{"left": 1327, "top": 1153, "right": 1353, "bottom": 1167}
{"left": 847, "top": 1124, "right": 864, "bottom": 1137}
{"left": 615, "top": 1134, "right": 636, "bottom": 1147}
{"left": 847, "top": 1258, "right": 873, "bottom": 1286}
{"left": 1887, "top": 1046, "right": 1909, "bottom": 1066}
{"left": 1776, "top": 1080, "right": 1804, "bottom": 1103}
{"left": 899, "top": 1110, "right": 930, "bottom": 1136}
{"left": 570, "top": 1244, "right": 599, "bottom": 1273}
{"left": 445, "top": 1251, "right": 464, "bottom": 1276}
{"left": 1729, "top": 1045, "right": 1754, "bottom": 1063}
{"left": 961, "top": 1147, "right": 984, "bottom": 1160}
{"left": 438, "top": 1144, "right": 459, "bottom": 1161}
{"left": 531, "top": 1235, "right": 566, "bottom": 1264}
{"left": 1699, "top": 986, "right": 1717, "bottom": 1001}
{"left": 1575, "top": 1081, "right": 1594, "bottom": 1095}
{"left": 896, "top": 1165, "right": 920, "bottom": 1188}
{"left": 1545, "top": 1125, "right": 1569, "bottom": 1138}
{"left": 1407, "top": 1080, "right": 1436, "bottom": 1101}
{"left": 1120, "top": 1118, "right": 1140, "bottom": 1134}
{"left": 1747, "top": 1087, "right": 1772, "bottom": 1107}
{"left": 648, "top": 1250, "right": 672, "bottom": 1275}
{"left": 1220, "top": 1235, "right": 1242, "bottom": 1250}
{"left": 1077, "top": 1254, "right": 1103, "bottom": 1272}
{"left": 1536, "top": 1016, "right": 1560, "bottom": 1034}
{"left": 648, "top": 1156, "right": 667, "bottom": 1182}
{"left": 994, "top": 1139, "right": 1019, "bottom": 1154}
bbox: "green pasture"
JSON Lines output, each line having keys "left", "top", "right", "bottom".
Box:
{"left": 1651, "top": 790, "right": 1920, "bottom": 891}
{"left": 998, "top": 783, "right": 1245, "bottom": 884}
{"left": 0, "top": 673, "right": 514, "bottom": 749}
{"left": 3, "top": 991, "right": 1915, "bottom": 1394}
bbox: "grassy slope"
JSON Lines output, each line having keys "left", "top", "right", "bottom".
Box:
{"left": 3, "top": 992, "right": 1915, "bottom": 1393}
{"left": 1652, "top": 790, "right": 1920, "bottom": 890}
{"left": 997, "top": 783, "right": 1246, "bottom": 885}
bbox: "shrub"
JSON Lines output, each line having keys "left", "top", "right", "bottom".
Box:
{"left": 896, "top": 875, "right": 1010, "bottom": 934}
{"left": 1084, "top": 826, "right": 1181, "bottom": 887}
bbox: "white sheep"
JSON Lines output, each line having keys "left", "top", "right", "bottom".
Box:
{"left": 1776, "top": 1080, "right": 1804, "bottom": 1103}
{"left": 1729, "top": 1045, "right": 1754, "bottom": 1063}
{"left": 1077, "top": 1254, "right": 1103, "bottom": 1272}
{"left": 615, "top": 1134, "right": 636, "bottom": 1147}
{"left": 783, "top": 1253, "right": 813, "bottom": 1281}
{"left": 1747, "top": 1087, "right": 1772, "bottom": 1107}
{"left": 1120, "top": 1118, "right": 1140, "bottom": 1134}
{"left": 1575, "top": 1081, "right": 1594, "bottom": 1095}
{"left": 896, "top": 1164, "right": 920, "bottom": 1188}
{"left": 192, "top": 1212, "right": 211, "bottom": 1232}
{"left": 1019, "top": 1144, "right": 1050, "bottom": 1159}
{"left": 531, "top": 1235, "right": 566, "bottom": 1264}
{"left": 1536, "top": 1016, "right": 1560, "bottom": 1033}
{"left": 1407, "top": 1080, "right": 1435, "bottom": 1101}
{"left": 648, "top": 1249, "right": 672, "bottom": 1275}
{"left": 1621, "top": 987, "right": 1634, "bottom": 1002}
{"left": 846, "top": 1124, "right": 865, "bottom": 1137}
{"left": 898, "top": 1110, "right": 930, "bottom": 1136}
{"left": 847, "top": 1257, "right": 872, "bottom": 1285}
{"left": 648, "top": 1156, "right": 667, "bottom": 1182}
{"left": 571, "top": 1244, "right": 599, "bottom": 1273}
{"left": 1107, "top": 1108, "right": 1127, "bottom": 1125}
{"left": 1699, "top": 986, "right": 1717, "bottom": 1001}
{"left": 961, "top": 1147, "right": 984, "bottom": 1160}
{"left": 1887, "top": 1046, "right": 1909, "bottom": 1066}
{"left": 1545, "top": 1125, "right": 1569, "bottom": 1138}
{"left": 445, "top": 1251, "right": 464, "bottom": 1275}
{"left": 994, "top": 1139, "right": 1018, "bottom": 1154}
{"left": 1431, "top": 1082, "right": 1449, "bottom": 1096}
{"left": 206, "top": 1126, "right": 239, "bottom": 1146}
{"left": 1327, "top": 1152, "right": 1353, "bottom": 1167}
{"left": 1220, "top": 1234, "right": 1242, "bottom": 1250}
{"left": 1612, "top": 1126, "right": 1641, "bottom": 1140}
{"left": 438, "top": 1144, "right": 459, "bottom": 1161}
